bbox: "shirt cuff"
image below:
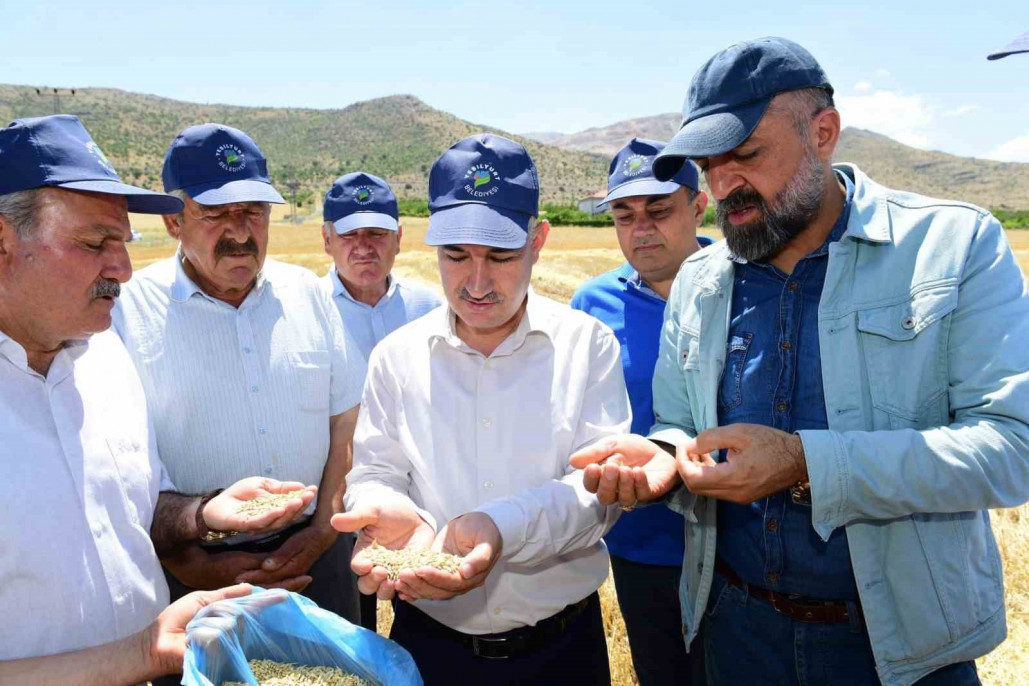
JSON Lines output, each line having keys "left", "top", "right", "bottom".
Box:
{"left": 475, "top": 498, "right": 527, "bottom": 560}
{"left": 798, "top": 429, "right": 849, "bottom": 542}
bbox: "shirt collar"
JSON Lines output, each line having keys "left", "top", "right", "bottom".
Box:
{"left": 328, "top": 266, "right": 397, "bottom": 307}
{"left": 727, "top": 169, "right": 856, "bottom": 265}
{"left": 170, "top": 247, "right": 268, "bottom": 305}
{"left": 615, "top": 263, "right": 665, "bottom": 300}
{"left": 0, "top": 328, "right": 88, "bottom": 376}
{"left": 429, "top": 289, "right": 555, "bottom": 356}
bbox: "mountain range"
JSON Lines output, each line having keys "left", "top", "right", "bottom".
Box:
{"left": 1, "top": 85, "right": 1026, "bottom": 209}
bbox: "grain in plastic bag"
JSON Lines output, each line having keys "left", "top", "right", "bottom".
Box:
{"left": 181, "top": 588, "right": 422, "bottom": 685}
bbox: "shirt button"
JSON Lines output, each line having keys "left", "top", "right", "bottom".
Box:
{"left": 776, "top": 401, "right": 788, "bottom": 412}
{"left": 264, "top": 467, "right": 273, "bottom": 475}
{"left": 766, "top": 572, "right": 779, "bottom": 584}
{"left": 901, "top": 316, "right": 916, "bottom": 330}
{"left": 787, "top": 282, "right": 799, "bottom": 293}
{"left": 766, "top": 519, "right": 779, "bottom": 532}
{"left": 243, "top": 347, "right": 251, "bottom": 354}
{"left": 780, "top": 341, "right": 792, "bottom": 350}
{"left": 493, "top": 607, "right": 502, "bottom": 615}
{"left": 482, "top": 418, "right": 492, "bottom": 429}
{"left": 258, "top": 427, "right": 267, "bottom": 435}
{"left": 250, "top": 385, "right": 258, "bottom": 393}
{"left": 484, "top": 480, "right": 494, "bottom": 490}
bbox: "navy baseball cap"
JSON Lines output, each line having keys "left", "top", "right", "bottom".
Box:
{"left": 162, "top": 123, "right": 284, "bottom": 205}
{"left": 426, "top": 133, "right": 539, "bottom": 249}
{"left": 654, "top": 37, "right": 833, "bottom": 180}
{"left": 0, "top": 115, "right": 182, "bottom": 214}
{"left": 323, "top": 172, "right": 398, "bottom": 234}
{"left": 988, "top": 30, "right": 1029, "bottom": 60}
{"left": 603, "top": 138, "right": 700, "bottom": 206}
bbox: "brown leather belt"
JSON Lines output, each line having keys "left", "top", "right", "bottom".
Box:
{"left": 715, "top": 556, "right": 864, "bottom": 626}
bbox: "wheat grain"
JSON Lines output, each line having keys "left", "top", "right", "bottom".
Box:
{"left": 224, "top": 659, "right": 370, "bottom": 685}
{"left": 364, "top": 540, "right": 463, "bottom": 580}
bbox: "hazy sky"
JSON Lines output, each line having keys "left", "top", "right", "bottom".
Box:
{"left": 2, "top": 1, "right": 1027, "bottom": 161}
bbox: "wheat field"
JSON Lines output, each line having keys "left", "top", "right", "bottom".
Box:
{"left": 128, "top": 210, "right": 1029, "bottom": 685}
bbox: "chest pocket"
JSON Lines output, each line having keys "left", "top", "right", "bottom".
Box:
{"left": 718, "top": 332, "right": 753, "bottom": 412}
{"left": 855, "top": 284, "right": 958, "bottom": 427}
{"left": 288, "top": 351, "right": 331, "bottom": 412}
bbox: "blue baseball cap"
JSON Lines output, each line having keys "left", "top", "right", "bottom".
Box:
{"left": 0, "top": 114, "right": 182, "bottom": 214}
{"left": 603, "top": 138, "right": 700, "bottom": 206}
{"left": 654, "top": 37, "right": 833, "bottom": 180}
{"left": 426, "top": 133, "right": 539, "bottom": 249}
{"left": 162, "top": 123, "right": 285, "bottom": 205}
{"left": 988, "top": 30, "right": 1029, "bottom": 60}
{"left": 323, "top": 172, "right": 398, "bottom": 234}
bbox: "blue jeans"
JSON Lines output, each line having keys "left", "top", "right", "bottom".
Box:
{"left": 703, "top": 573, "right": 981, "bottom": 685}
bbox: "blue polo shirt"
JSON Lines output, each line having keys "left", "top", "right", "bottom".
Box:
{"left": 571, "top": 236, "right": 713, "bottom": 566}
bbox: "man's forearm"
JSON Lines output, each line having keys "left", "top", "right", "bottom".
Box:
{"left": 151, "top": 491, "right": 202, "bottom": 556}
{"left": 0, "top": 630, "right": 153, "bottom": 686}
{"left": 317, "top": 406, "right": 359, "bottom": 524}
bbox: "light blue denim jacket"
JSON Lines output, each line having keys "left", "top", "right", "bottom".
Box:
{"left": 650, "top": 164, "right": 1029, "bottom": 685}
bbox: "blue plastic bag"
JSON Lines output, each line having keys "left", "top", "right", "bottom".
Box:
{"left": 181, "top": 588, "right": 422, "bottom": 685}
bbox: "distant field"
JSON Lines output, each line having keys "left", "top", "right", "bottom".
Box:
{"left": 128, "top": 213, "right": 1029, "bottom": 686}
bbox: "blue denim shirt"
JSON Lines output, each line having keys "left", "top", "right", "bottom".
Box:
{"left": 717, "top": 173, "right": 858, "bottom": 599}
{"left": 649, "top": 165, "right": 1029, "bottom": 685}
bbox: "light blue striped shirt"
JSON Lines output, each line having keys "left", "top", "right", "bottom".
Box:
{"left": 113, "top": 254, "right": 366, "bottom": 495}
{"left": 323, "top": 268, "right": 442, "bottom": 361}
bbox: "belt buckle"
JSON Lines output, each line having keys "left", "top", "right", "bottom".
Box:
{"left": 471, "top": 636, "right": 510, "bottom": 660}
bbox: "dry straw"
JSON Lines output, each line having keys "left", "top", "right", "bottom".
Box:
{"left": 224, "top": 659, "right": 370, "bottom": 685}
{"left": 364, "top": 540, "right": 463, "bottom": 580}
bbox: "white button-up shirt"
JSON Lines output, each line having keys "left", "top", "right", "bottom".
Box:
{"left": 323, "top": 269, "right": 442, "bottom": 361}
{"left": 0, "top": 330, "right": 171, "bottom": 660}
{"left": 345, "top": 293, "right": 631, "bottom": 634}
{"left": 113, "top": 254, "right": 366, "bottom": 495}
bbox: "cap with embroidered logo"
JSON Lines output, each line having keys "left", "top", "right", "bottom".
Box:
{"left": 0, "top": 114, "right": 183, "bottom": 214}
{"left": 603, "top": 138, "right": 700, "bottom": 206}
{"left": 323, "top": 172, "right": 398, "bottom": 234}
{"left": 654, "top": 37, "right": 833, "bottom": 180}
{"left": 162, "top": 123, "right": 285, "bottom": 205}
{"left": 426, "top": 133, "right": 539, "bottom": 249}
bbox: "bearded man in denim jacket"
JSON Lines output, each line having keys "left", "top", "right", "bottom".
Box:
{"left": 573, "top": 37, "right": 1029, "bottom": 686}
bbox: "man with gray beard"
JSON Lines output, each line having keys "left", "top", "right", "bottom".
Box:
{"left": 572, "top": 37, "right": 1029, "bottom": 685}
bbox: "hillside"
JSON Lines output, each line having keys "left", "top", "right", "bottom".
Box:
{"left": 524, "top": 115, "right": 1029, "bottom": 210}
{"left": 0, "top": 85, "right": 607, "bottom": 204}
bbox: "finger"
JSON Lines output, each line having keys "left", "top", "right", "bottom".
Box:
{"left": 685, "top": 426, "right": 743, "bottom": 458}
{"left": 594, "top": 462, "right": 624, "bottom": 506}
{"left": 376, "top": 580, "right": 397, "bottom": 601}
{"left": 264, "top": 575, "right": 313, "bottom": 593}
{"left": 357, "top": 566, "right": 389, "bottom": 596}
{"left": 569, "top": 437, "right": 622, "bottom": 469}
{"left": 260, "top": 480, "right": 315, "bottom": 495}
{"left": 200, "top": 583, "right": 254, "bottom": 604}
{"left": 677, "top": 457, "right": 734, "bottom": 496}
{"left": 396, "top": 572, "right": 457, "bottom": 601}
{"left": 331, "top": 509, "right": 378, "bottom": 533}
{"left": 582, "top": 463, "right": 602, "bottom": 494}
{"left": 616, "top": 465, "right": 637, "bottom": 508}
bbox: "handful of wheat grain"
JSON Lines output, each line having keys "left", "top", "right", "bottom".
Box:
{"left": 235, "top": 490, "right": 308, "bottom": 517}
{"left": 363, "top": 540, "right": 463, "bottom": 580}
{"left": 223, "top": 659, "right": 370, "bottom": 685}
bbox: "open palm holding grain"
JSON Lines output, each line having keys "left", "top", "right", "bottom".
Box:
{"left": 393, "top": 512, "right": 503, "bottom": 602}
{"left": 204, "top": 479, "right": 318, "bottom": 535}
{"left": 331, "top": 501, "right": 437, "bottom": 599}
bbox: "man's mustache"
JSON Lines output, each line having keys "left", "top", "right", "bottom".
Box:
{"left": 459, "top": 288, "right": 503, "bottom": 304}
{"left": 215, "top": 237, "right": 259, "bottom": 260}
{"left": 90, "top": 278, "right": 121, "bottom": 299}
{"left": 717, "top": 188, "right": 766, "bottom": 217}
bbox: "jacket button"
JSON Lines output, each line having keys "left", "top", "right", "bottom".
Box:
{"left": 901, "top": 316, "right": 916, "bottom": 330}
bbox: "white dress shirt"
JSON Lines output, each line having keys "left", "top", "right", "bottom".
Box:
{"left": 345, "top": 292, "right": 631, "bottom": 634}
{"left": 113, "top": 254, "right": 366, "bottom": 495}
{"left": 0, "top": 330, "right": 171, "bottom": 660}
{"left": 323, "top": 268, "right": 442, "bottom": 361}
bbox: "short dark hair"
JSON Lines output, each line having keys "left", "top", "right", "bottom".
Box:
{"left": 775, "top": 87, "right": 835, "bottom": 136}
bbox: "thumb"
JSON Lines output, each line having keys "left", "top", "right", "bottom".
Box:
{"left": 684, "top": 427, "right": 736, "bottom": 459}
{"left": 460, "top": 540, "right": 496, "bottom": 579}
{"left": 331, "top": 508, "right": 378, "bottom": 533}
{"left": 570, "top": 437, "right": 620, "bottom": 469}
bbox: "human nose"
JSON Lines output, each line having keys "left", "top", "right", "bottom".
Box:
{"left": 704, "top": 157, "right": 745, "bottom": 201}
{"left": 102, "top": 241, "right": 133, "bottom": 283}
{"left": 464, "top": 258, "right": 493, "bottom": 297}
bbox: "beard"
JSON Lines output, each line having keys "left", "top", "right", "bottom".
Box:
{"left": 716, "top": 145, "right": 826, "bottom": 263}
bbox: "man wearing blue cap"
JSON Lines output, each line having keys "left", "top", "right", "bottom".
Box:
{"left": 113, "top": 124, "right": 366, "bottom": 630}
{"left": 321, "top": 171, "right": 441, "bottom": 363}
{"left": 321, "top": 171, "right": 440, "bottom": 631}
{"left": 333, "top": 133, "right": 630, "bottom": 684}
{"left": 570, "top": 138, "right": 709, "bottom": 686}
{"left": 573, "top": 37, "right": 1029, "bottom": 685}
{"left": 0, "top": 115, "right": 316, "bottom": 682}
